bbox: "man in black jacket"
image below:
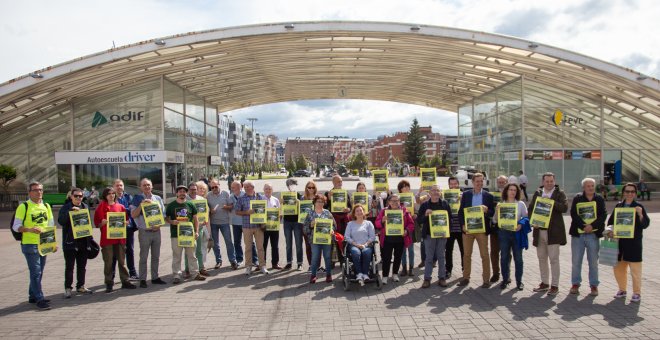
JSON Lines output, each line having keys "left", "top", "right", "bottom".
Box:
{"left": 569, "top": 177, "right": 607, "bottom": 296}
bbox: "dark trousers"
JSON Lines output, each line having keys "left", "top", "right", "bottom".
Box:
{"left": 64, "top": 249, "right": 88, "bottom": 289}
{"left": 445, "top": 231, "right": 465, "bottom": 274}
{"left": 520, "top": 184, "right": 529, "bottom": 201}
{"left": 303, "top": 233, "right": 312, "bottom": 265}
{"left": 263, "top": 230, "right": 280, "bottom": 266}
{"left": 125, "top": 228, "right": 137, "bottom": 275}
{"left": 381, "top": 242, "right": 404, "bottom": 277}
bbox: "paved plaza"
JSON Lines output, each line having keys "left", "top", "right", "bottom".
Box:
{"left": 1, "top": 181, "right": 658, "bottom": 339}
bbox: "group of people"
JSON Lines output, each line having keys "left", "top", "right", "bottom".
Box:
{"left": 13, "top": 172, "right": 650, "bottom": 310}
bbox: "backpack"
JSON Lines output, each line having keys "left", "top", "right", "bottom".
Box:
{"left": 10, "top": 202, "right": 51, "bottom": 241}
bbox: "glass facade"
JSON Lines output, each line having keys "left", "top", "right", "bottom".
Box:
{"left": 458, "top": 77, "right": 660, "bottom": 194}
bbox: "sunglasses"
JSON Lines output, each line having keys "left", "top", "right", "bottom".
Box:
{"left": 306, "top": 187, "right": 315, "bottom": 189}
{"left": 73, "top": 194, "right": 83, "bottom": 198}
{"left": 211, "top": 186, "right": 219, "bottom": 190}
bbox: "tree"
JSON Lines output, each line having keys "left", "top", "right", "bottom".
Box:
{"left": 218, "top": 164, "right": 227, "bottom": 177}
{"left": 348, "top": 151, "right": 368, "bottom": 173}
{"left": 0, "top": 164, "right": 17, "bottom": 194}
{"left": 404, "top": 118, "right": 425, "bottom": 167}
{"left": 286, "top": 157, "right": 296, "bottom": 172}
{"left": 295, "top": 155, "right": 308, "bottom": 171}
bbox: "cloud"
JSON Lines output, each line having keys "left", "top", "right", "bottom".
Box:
{"left": 494, "top": 8, "right": 551, "bottom": 38}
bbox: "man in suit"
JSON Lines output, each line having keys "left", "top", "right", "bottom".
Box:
{"left": 457, "top": 173, "right": 495, "bottom": 288}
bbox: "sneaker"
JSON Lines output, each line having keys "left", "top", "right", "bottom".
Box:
{"left": 139, "top": 280, "right": 147, "bottom": 288}
{"left": 64, "top": 288, "right": 72, "bottom": 299}
{"left": 358, "top": 277, "right": 365, "bottom": 287}
{"left": 408, "top": 268, "right": 414, "bottom": 277}
{"left": 77, "top": 287, "right": 94, "bottom": 295}
{"left": 590, "top": 286, "right": 599, "bottom": 296}
{"left": 326, "top": 275, "right": 332, "bottom": 283}
{"left": 199, "top": 269, "right": 210, "bottom": 276}
{"left": 630, "top": 294, "right": 641, "bottom": 303}
{"left": 129, "top": 275, "right": 140, "bottom": 281}
{"left": 310, "top": 275, "right": 317, "bottom": 284}
{"left": 393, "top": 274, "right": 400, "bottom": 282}
{"left": 230, "top": 262, "right": 238, "bottom": 270}
{"left": 516, "top": 282, "right": 525, "bottom": 291}
{"left": 272, "top": 264, "right": 283, "bottom": 270}
{"left": 261, "top": 267, "right": 270, "bottom": 275}
{"left": 121, "top": 282, "right": 137, "bottom": 289}
{"left": 214, "top": 262, "right": 222, "bottom": 269}
{"left": 382, "top": 277, "right": 388, "bottom": 285}
{"left": 172, "top": 278, "right": 181, "bottom": 284}
{"left": 318, "top": 267, "right": 326, "bottom": 273}
{"left": 547, "top": 286, "right": 559, "bottom": 296}
{"left": 613, "top": 290, "right": 627, "bottom": 299}
{"left": 237, "top": 261, "right": 244, "bottom": 267}
{"left": 438, "top": 279, "right": 448, "bottom": 287}
{"left": 36, "top": 300, "right": 51, "bottom": 310}
{"left": 284, "top": 263, "right": 292, "bottom": 270}
{"left": 445, "top": 271, "right": 452, "bottom": 279}
{"left": 421, "top": 280, "right": 431, "bottom": 288}
{"left": 29, "top": 298, "right": 50, "bottom": 304}
{"left": 105, "top": 284, "right": 113, "bottom": 293}
{"left": 297, "top": 264, "right": 303, "bottom": 271}
{"left": 533, "top": 283, "right": 550, "bottom": 292}
{"left": 457, "top": 278, "right": 470, "bottom": 287}
{"left": 490, "top": 274, "right": 500, "bottom": 283}
{"left": 400, "top": 268, "right": 408, "bottom": 276}
{"left": 151, "top": 278, "right": 167, "bottom": 285}
{"left": 481, "top": 282, "right": 491, "bottom": 289}
{"left": 193, "top": 274, "right": 206, "bottom": 281}
{"left": 500, "top": 281, "right": 509, "bottom": 289}
{"left": 245, "top": 268, "right": 251, "bottom": 276}
{"left": 417, "top": 262, "right": 425, "bottom": 268}
{"left": 570, "top": 284, "right": 580, "bottom": 295}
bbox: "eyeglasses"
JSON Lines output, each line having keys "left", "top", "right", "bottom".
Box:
{"left": 306, "top": 187, "right": 315, "bottom": 189}
{"left": 30, "top": 188, "right": 44, "bottom": 192}
{"left": 623, "top": 190, "right": 636, "bottom": 194}
{"left": 211, "top": 186, "right": 219, "bottom": 190}
{"left": 73, "top": 194, "right": 83, "bottom": 198}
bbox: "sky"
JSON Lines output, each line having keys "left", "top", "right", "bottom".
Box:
{"left": 2, "top": 0, "right": 658, "bottom": 139}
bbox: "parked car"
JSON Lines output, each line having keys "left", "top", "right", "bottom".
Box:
{"left": 294, "top": 169, "right": 311, "bottom": 177}
{"left": 455, "top": 168, "right": 489, "bottom": 190}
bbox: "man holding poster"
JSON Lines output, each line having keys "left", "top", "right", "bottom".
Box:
{"left": 569, "top": 178, "right": 607, "bottom": 296}
{"left": 165, "top": 185, "right": 205, "bottom": 284}
{"left": 58, "top": 187, "right": 94, "bottom": 297}
{"left": 234, "top": 181, "right": 269, "bottom": 276}
{"left": 457, "top": 173, "right": 494, "bottom": 288}
{"left": 529, "top": 172, "right": 568, "bottom": 296}
{"left": 417, "top": 185, "right": 452, "bottom": 288}
{"left": 324, "top": 175, "right": 351, "bottom": 235}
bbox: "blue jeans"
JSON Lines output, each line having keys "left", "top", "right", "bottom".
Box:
{"left": 499, "top": 229, "right": 523, "bottom": 284}
{"left": 22, "top": 244, "right": 46, "bottom": 302}
{"left": 401, "top": 244, "right": 415, "bottom": 268}
{"left": 211, "top": 223, "right": 236, "bottom": 264}
{"left": 311, "top": 244, "right": 332, "bottom": 277}
{"left": 571, "top": 233, "right": 600, "bottom": 286}
{"left": 283, "top": 221, "right": 303, "bottom": 265}
{"left": 232, "top": 225, "right": 257, "bottom": 264}
{"left": 349, "top": 245, "right": 373, "bottom": 276}
{"left": 423, "top": 235, "right": 447, "bottom": 280}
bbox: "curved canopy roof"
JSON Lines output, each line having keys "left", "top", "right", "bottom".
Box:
{"left": 0, "top": 21, "right": 658, "bottom": 131}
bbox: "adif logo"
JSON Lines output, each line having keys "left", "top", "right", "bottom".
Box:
{"left": 91, "top": 111, "right": 144, "bottom": 128}
{"left": 551, "top": 109, "right": 584, "bottom": 126}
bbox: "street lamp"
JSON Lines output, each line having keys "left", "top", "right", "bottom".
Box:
{"left": 247, "top": 118, "right": 258, "bottom": 175}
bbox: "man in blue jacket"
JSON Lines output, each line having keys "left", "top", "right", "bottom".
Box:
{"left": 457, "top": 173, "right": 495, "bottom": 288}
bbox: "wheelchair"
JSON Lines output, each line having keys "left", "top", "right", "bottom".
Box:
{"left": 341, "top": 240, "right": 382, "bottom": 291}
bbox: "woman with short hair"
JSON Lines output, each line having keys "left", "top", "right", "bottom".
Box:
{"left": 303, "top": 194, "right": 337, "bottom": 283}
{"left": 375, "top": 194, "right": 415, "bottom": 284}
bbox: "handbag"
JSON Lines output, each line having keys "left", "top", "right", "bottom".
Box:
{"left": 598, "top": 238, "right": 618, "bottom": 267}
{"left": 87, "top": 239, "right": 100, "bottom": 259}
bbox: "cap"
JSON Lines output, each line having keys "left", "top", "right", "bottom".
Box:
{"left": 175, "top": 185, "right": 188, "bottom": 192}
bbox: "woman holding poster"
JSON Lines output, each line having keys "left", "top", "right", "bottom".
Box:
{"left": 58, "top": 187, "right": 94, "bottom": 298}
{"left": 605, "top": 183, "right": 650, "bottom": 303}
{"left": 494, "top": 183, "right": 528, "bottom": 290}
{"left": 303, "top": 194, "right": 337, "bottom": 283}
{"left": 375, "top": 194, "right": 415, "bottom": 284}
{"left": 94, "top": 187, "right": 136, "bottom": 292}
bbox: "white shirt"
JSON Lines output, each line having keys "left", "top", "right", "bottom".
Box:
{"left": 519, "top": 174, "right": 528, "bottom": 185}
{"left": 508, "top": 175, "right": 519, "bottom": 184}
{"left": 542, "top": 187, "right": 555, "bottom": 199}
{"left": 265, "top": 195, "right": 280, "bottom": 208}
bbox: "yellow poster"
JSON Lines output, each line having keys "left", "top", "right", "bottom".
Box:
{"left": 530, "top": 197, "right": 555, "bottom": 229}
{"left": 107, "top": 212, "right": 127, "bottom": 239}
{"left": 177, "top": 222, "right": 195, "bottom": 247}
{"left": 443, "top": 189, "right": 461, "bottom": 215}
{"left": 330, "top": 190, "right": 347, "bottom": 213}
{"left": 281, "top": 192, "right": 298, "bottom": 216}
{"left": 191, "top": 199, "right": 209, "bottom": 224}
{"left": 372, "top": 170, "right": 389, "bottom": 192}
{"left": 385, "top": 210, "right": 404, "bottom": 236}
{"left": 491, "top": 191, "right": 502, "bottom": 204}
{"left": 352, "top": 192, "right": 369, "bottom": 206}
{"left": 69, "top": 209, "right": 93, "bottom": 239}
{"left": 249, "top": 200, "right": 267, "bottom": 224}
{"left": 399, "top": 192, "right": 415, "bottom": 212}
{"left": 298, "top": 200, "right": 313, "bottom": 223}
{"left": 420, "top": 168, "right": 437, "bottom": 191}
{"left": 464, "top": 206, "right": 485, "bottom": 234}
{"left": 312, "top": 218, "right": 333, "bottom": 245}
{"left": 613, "top": 207, "right": 635, "bottom": 239}
{"left": 141, "top": 202, "right": 165, "bottom": 229}
{"left": 576, "top": 201, "right": 597, "bottom": 234}
{"left": 429, "top": 210, "right": 450, "bottom": 238}
{"left": 38, "top": 226, "right": 57, "bottom": 256}
{"left": 498, "top": 203, "right": 518, "bottom": 232}
{"left": 265, "top": 208, "right": 280, "bottom": 231}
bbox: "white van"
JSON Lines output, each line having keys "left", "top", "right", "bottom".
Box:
{"left": 455, "top": 168, "right": 490, "bottom": 190}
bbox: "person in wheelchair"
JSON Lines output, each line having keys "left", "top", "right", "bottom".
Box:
{"left": 344, "top": 204, "right": 376, "bottom": 286}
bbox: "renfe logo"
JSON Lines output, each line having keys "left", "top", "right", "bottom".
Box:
{"left": 551, "top": 109, "right": 584, "bottom": 126}
{"left": 91, "top": 111, "right": 144, "bottom": 128}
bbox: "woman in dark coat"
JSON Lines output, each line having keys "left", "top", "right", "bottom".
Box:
{"left": 606, "top": 182, "right": 650, "bottom": 303}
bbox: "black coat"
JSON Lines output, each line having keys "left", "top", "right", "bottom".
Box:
{"left": 416, "top": 199, "right": 453, "bottom": 238}
{"left": 58, "top": 201, "right": 91, "bottom": 252}
{"left": 457, "top": 189, "right": 495, "bottom": 234}
{"left": 569, "top": 192, "right": 607, "bottom": 238}
{"left": 607, "top": 200, "right": 650, "bottom": 262}
{"left": 530, "top": 185, "right": 568, "bottom": 246}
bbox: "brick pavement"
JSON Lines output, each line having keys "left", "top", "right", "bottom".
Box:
{"left": 0, "top": 203, "right": 659, "bottom": 339}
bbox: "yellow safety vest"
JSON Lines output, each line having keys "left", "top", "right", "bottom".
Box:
{"left": 16, "top": 201, "right": 53, "bottom": 245}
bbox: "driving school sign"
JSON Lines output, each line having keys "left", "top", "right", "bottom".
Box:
{"left": 55, "top": 151, "right": 185, "bottom": 164}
